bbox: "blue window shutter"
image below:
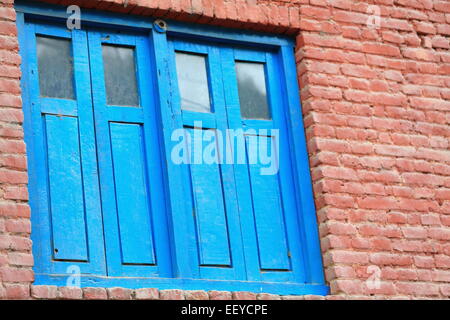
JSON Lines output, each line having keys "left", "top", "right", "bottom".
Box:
{"left": 24, "top": 22, "right": 106, "bottom": 275}
{"left": 218, "top": 47, "right": 307, "bottom": 284}
{"left": 87, "top": 31, "right": 172, "bottom": 278}
{"left": 166, "top": 39, "right": 247, "bottom": 281}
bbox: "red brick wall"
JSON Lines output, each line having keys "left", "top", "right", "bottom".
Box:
{"left": 0, "top": 0, "right": 449, "bottom": 299}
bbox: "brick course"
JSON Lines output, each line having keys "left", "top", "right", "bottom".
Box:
{"left": 0, "top": 0, "right": 448, "bottom": 299}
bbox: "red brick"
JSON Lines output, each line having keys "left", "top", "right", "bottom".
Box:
{"left": 209, "top": 290, "right": 232, "bottom": 300}
{"left": 134, "top": 288, "right": 159, "bottom": 300}
{"left": 395, "top": 282, "right": 439, "bottom": 296}
{"left": 7, "top": 252, "right": 33, "bottom": 267}
{"left": 413, "top": 21, "right": 437, "bottom": 34}
{"left": 327, "top": 251, "right": 369, "bottom": 264}
{"left": 57, "top": 287, "right": 83, "bottom": 300}
{"left": 0, "top": 202, "right": 30, "bottom": 218}
{"left": 363, "top": 43, "right": 401, "bottom": 57}
{"left": 31, "top": 285, "right": 57, "bottom": 299}
{"left": 232, "top": 291, "right": 257, "bottom": 300}
{"left": 5, "top": 218, "right": 31, "bottom": 233}
{"left": 330, "top": 280, "right": 363, "bottom": 295}
{"left": 83, "top": 287, "right": 108, "bottom": 300}
{"left": 304, "top": 294, "right": 326, "bottom": 300}
{"left": 107, "top": 287, "right": 132, "bottom": 300}
{"left": 369, "top": 253, "right": 413, "bottom": 266}
{"left": 184, "top": 290, "right": 209, "bottom": 300}
{"left": 160, "top": 289, "right": 185, "bottom": 300}
{"left": 0, "top": 266, "right": 34, "bottom": 282}
{"left": 257, "top": 293, "right": 281, "bottom": 300}
{"left": 4, "top": 283, "right": 29, "bottom": 299}
{"left": 281, "top": 295, "right": 305, "bottom": 300}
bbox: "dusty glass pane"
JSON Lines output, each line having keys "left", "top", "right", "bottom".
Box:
{"left": 175, "top": 52, "right": 211, "bottom": 113}
{"left": 235, "top": 61, "right": 271, "bottom": 120}
{"left": 37, "top": 36, "right": 75, "bottom": 99}
{"left": 102, "top": 45, "right": 139, "bottom": 106}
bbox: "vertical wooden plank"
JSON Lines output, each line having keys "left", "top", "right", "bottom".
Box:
{"left": 22, "top": 22, "right": 55, "bottom": 274}
{"left": 17, "top": 14, "right": 46, "bottom": 274}
{"left": 245, "top": 135, "right": 290, "bottom": 270}
{"left": 72, "top": 28, "right": 107, "bottom": 274}
{"left": 109, "top": 122, "right": 155, "bottom": 265}
{"left": 219, "top": 47, "right": 261, "bottom": 281}
{"left": 187, "top": 128, "right": 231, "bottom": 266}
{"left": 135, "top": 36, "right": 173, "bottom": 277}
{"left": 156, "top": 36, "right": 200, "bottom": 279}
{"left": 207, "top": 45, "right": 246, "bottom": 280}
{"left": 87, "top": 31, "right": 124, "bottom": 276}
{"left": 45, "top": 115, "right": 88, "bottom": 261}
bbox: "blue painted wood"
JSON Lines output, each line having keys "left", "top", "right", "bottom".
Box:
{"left": 34, "top": 23, "right": 72, "bottom": 38}
{"left": 70, "top": 28, "right": 107, "bottom": 274}
{"left": 219, "top": 47, "right": 261, "bottom": 282}
{"left": 20, "top": 21, "right": 106, "bottom": 275}
{"left": 167, "top": 39, "right": 247, "bottom": 281}
{"left": 244, "top": 135, "right": 290, "bottom": 271}
{"left": 39, "top": 98, "right": 78, "bottom": 117}
{"left": 106, "top": 107, "right": 144, "bottom": 123}
{"left": 88, "top": 31, "right": 170, "bottom": 277}
{"left": 234, "top": 48, "right": 267, "bottom": 62}
{"left": 187, "top": 128, "right": 232, "bottom": 267}
{"left": 17, "top": 12, "right": 47, "bottom": 276}
{"left": 150, "top": 29, "right": 195, "bottom": 280}
{"left": 182, "top": 111, "right": 216, "bottom": 129}
{"left": 218, "top": 46, "right": 309, "bottom": 284}
{"left": 202, "top": 44, "right": 246, "bottom": 281}
{"left": 135, "top": 35, "right": 173, "bottom": 278}
{"left": 242, "top": 119, "right": 274, "bottom": 130}
{"left": 109, "top": 123, "right": 156, "bottom": 265}
{"left": 45, "top": 115, "right": 88, "bottom": 261}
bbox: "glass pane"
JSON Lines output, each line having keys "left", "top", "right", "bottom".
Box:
{"left": 37, "top": 36, "right": 75, "bottom": 99}
{"left": 102, "top": 45, "right": 139, "bottom": 106}
{"left": 175, "top": 52, "right": 211, "bottom": 113}
{"left": 236, "top": 61, "right": 271, "bottom": 120}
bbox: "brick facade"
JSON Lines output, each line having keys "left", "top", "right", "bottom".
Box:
{"left": 0, "top": 0, "right": 449, "bottom": 299}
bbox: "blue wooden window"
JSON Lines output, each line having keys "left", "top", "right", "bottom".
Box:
{"left": 16, "top": 0, "right": 327, "bottom": 295}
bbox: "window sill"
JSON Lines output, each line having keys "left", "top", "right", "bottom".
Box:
{"left": 34, "top": 274, "right": 329, "bottom": 296}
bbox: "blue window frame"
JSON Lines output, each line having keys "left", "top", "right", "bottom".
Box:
{"left": 16, "top": 0, "right": 327, "bottom": 295}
